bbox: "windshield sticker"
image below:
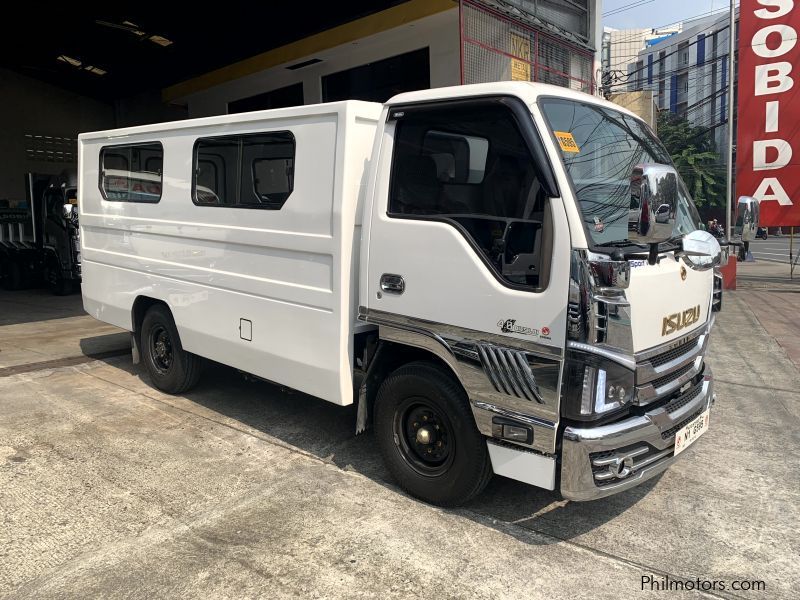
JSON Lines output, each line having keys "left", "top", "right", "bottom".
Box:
{"left": 554, "top": 131, "right": 580, "bottom": 153}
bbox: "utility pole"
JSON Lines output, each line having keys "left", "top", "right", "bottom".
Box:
{"left": 725, "top": 0, "right": 736, "bottom": 240}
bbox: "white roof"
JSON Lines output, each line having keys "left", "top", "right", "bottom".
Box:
{"left": 387, "top": 81, "right": 640, "bottom": 120}
{"left": 78, "top": 99, "right": 382, "bottom": 142}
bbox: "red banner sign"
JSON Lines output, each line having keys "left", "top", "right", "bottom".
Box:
{"left": 736, "top": 0, "right": 800, "bottom": 226}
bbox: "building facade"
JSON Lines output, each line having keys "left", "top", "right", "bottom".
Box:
{"left": 623, "top": 11, "right": 737, "bottom": 152}
{"left": 601, "top": 26, "right": 681, "bottom": 94}
{"left": 166, "top": 0, "right": 602, "bottom": 117}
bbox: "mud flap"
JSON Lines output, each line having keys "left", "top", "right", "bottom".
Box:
{"left": 131, "top": 332, "right": 140, "bottom": 365}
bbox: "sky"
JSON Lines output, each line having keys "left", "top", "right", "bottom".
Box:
{"left": 602, "top": 0, "right": 735, "bottom": 30}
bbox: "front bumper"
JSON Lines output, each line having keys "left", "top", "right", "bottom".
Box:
{"left": 560, "top": 366, "right": 715, "bottom": 501}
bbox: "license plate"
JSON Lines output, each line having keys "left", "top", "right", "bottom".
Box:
{"left": 673, "top": 409, "right": 709, "bottom": 456}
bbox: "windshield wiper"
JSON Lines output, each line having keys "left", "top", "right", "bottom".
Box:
{"left": 594, "top": 239, "right": 648, "bottom": 249}
{"left": 659, "top": 235, "right": 684, "bottom": 251}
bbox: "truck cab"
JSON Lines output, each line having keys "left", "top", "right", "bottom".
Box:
{"left": 358, "top": 83, "right": 721, "bottom": 502}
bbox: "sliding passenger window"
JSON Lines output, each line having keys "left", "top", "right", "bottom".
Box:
{"left": 388, "top": 100, "right": 553, "bottom": 291}
{"left": 99, "top": 143, "right": 163, "bottom": 203}
{"left": 192, "top": 132, "right": 295, "bottom": 209}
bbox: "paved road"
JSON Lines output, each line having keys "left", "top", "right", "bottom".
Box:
{"left": 747, "top": 236, "right": 800, "bottom": 264}
{"left": 1, "top": 289, "right": 799, "bottom": 598}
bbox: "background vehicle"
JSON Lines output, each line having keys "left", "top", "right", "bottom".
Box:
{"left": 79, "top": 82, "right": 722, "bottom": 506}
{"left": 0, "top": 174, "right": 81, "bottom": 294}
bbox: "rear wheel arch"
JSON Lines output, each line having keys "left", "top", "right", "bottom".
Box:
{"left": 139, "top": 302, "right": 202, "bottom": 394}
{"left": 132, "top": 296, "right": 168, "bottom": 337}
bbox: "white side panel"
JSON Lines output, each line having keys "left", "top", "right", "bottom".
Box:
{"left": 487, "top": 441, "right": 556, "bottom": 490}
{"left": 79, "top": 101, "right": 382, "bottom": 406}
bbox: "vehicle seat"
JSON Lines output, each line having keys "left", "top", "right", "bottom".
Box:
{"left": 482, "top": 155, "right": 524, "bottom": 217}
{"left": 395, "top": 155, "right": 440, "bottom": 214}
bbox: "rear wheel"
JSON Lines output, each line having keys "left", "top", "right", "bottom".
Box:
{"left": 374, "top": 361, "right": 492, "bottom": 506}
{"left": 140, "top": 305, "right": 202, "bottom": 394}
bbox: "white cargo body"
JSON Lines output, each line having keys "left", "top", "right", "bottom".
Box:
{"left": 79, "top": 101, "right": 382, "bottom": 405}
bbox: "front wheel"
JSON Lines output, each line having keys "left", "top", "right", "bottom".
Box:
{"left": 140, "top": 305, "right": 202, "bottom": 394}
{"left": 374, "top": 361, "right": 492, "bottom": 506}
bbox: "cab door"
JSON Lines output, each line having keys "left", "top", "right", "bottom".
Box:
{"left": 362, "top": 96, "right": 572, "bottom": 454}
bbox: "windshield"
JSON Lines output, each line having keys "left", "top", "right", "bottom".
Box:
{"left": 539, "top": 98, "right": 703, "bottom": 246}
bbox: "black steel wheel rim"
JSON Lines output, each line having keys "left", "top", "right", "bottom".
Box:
{"left": 149, "top": 325, "right": 174, "bottom": 375}
{"left": 393, "top": 396, "right": 455, "bottom": 477}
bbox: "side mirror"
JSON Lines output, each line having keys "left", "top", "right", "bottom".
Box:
{"left": 680, "top": 230, "right": 721, "bottom": 271}
{"left": 629, "top": 164, "right": 680, "bottom": 245}
{"left": 736, "top": 196, "right": 759, "bottom": 242}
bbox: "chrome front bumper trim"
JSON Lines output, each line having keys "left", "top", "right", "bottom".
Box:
{"left": 560, "top": 368, "right": 714, "bottom": 501}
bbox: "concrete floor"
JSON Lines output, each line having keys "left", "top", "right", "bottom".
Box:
{"left": 0, "top": 284, "right": 798, "bottom": 599}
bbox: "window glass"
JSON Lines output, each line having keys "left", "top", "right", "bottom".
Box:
{"left": 193, "top": 132, "right": 295, "bottom": 209}
{"left": 389, "top": 101, "right": 552, "bottom": 290}
{"left": 539, "top": 98, "right": 702, "bottom": 245}
{"left": 100, "top": 143, "right": 163, "bottom": 203}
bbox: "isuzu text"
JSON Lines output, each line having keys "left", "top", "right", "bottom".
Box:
{"left": 79, "top": 82, "right": 724, "bottom": 505}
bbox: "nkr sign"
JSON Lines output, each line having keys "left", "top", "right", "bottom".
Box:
{"left": 736, "top": 0, "right": 800, "bottom": 226}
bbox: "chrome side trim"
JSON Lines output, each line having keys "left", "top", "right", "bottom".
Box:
{"left": 473, "top": 401, "right": 556, "bottom": 430}
{"left": 477, "top": 343, "right": 544, "bottom": 403}
{"left": 360, "top": 307, "right": 563, "bottom": 359}
{"left": 360, "top": 307, "right": 562, "bottom": 454}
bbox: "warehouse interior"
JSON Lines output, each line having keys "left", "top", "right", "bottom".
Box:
{"left": 0, "top": 0, "right": 597, "bottom": 291}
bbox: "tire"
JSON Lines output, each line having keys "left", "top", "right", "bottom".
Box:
{"left": 374, "top": 361, "right": 492, "bottom": 506}
{"left": 140, "top": 304, "right": 202, "bottom": 394}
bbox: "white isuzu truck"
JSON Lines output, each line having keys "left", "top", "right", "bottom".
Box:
{"left": 79, "top": 82, "right": 724, "bottom": 506}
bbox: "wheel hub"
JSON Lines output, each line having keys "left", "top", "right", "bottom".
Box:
{"left": 395, "top": 402, "right": 453, "bottom": 475}
{"left": 415, "top": 427, "right": 433, "bottom": 445}
{"left": 150, "top": 328, "right": 173, "bottom": 372}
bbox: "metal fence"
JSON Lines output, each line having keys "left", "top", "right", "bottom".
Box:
{"left": 460, "top": 0, "right": 594, "bottom": 93}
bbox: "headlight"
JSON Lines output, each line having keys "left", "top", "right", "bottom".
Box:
{"left": 563, "top": 351, "right": 634, "bottom": 420}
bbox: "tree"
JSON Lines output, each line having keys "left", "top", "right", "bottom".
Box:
{"left": 657, "top": 112, "right": 723, "bottom": 208}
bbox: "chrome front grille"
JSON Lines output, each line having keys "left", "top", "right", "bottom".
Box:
{"left": 650, "top": 361, "right": 695, "bottom": 390}
{"left": 635, "top": 326, "right": 709, "bottom": 405}
{"left": 661, "top": 378, "right": 704, "bottom": 414}
{"left": 477, "top": 343, "right": 544, "bottom": 404}
{"left": 649, "top": 338, "right": 697, "bottom": 368}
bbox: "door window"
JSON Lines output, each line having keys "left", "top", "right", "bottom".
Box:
{"left": 389, "top": 101, "right": 553, "bottom": 290}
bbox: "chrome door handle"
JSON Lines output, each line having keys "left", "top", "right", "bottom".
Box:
{"left": 380, "top": 273, "right": 405, "bottom": 294}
